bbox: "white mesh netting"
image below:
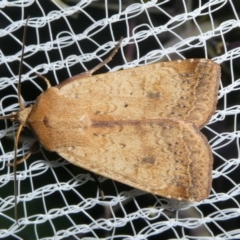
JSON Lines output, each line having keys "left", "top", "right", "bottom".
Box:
{"left": 0, "top": 0, "right": 240, "bottom": 239}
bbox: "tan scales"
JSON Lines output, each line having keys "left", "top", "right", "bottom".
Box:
{"left": 56, "top": 59, "right": 219, "bottom": 129}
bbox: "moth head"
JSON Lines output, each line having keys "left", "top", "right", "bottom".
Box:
{"left": 0, "top": 106, "right": 31, "bottom": 123}
{"left": 16, "top": 106, "right": 32, "bottom": 127}
{"left": 0, "top": 103, "right": 30, "bottom": 141}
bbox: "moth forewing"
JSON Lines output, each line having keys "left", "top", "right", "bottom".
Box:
{"left": 55, "top": 119, "right": 213, "bottom": 201}
{"left": 57, "top": 59, "right": 220, "bottom": 129}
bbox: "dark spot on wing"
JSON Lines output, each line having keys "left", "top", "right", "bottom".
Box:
{"left": 141, "top": 156, "right": 156, "bottom": 164}
{"left": 43, "top": 116, "right": 49, "bottom": 126}
{"left": 146, "top": 91, "right": 160, "bottom": 99}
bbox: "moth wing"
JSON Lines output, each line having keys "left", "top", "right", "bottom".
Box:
{"left": 58, "top": 59, "right": 220, "bottom": 128}
{"left": 56, "top": 119, "right": 213, "bottom": 201}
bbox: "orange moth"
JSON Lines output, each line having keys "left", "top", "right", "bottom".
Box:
{"left": 0, "top": 19, "right": 220, "bottom": 222}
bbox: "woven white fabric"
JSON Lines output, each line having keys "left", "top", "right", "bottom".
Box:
{"left": 0, "top": 0, "right": 240, "bottom": 239}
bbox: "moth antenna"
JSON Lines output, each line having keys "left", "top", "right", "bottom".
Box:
{"left": 18, "top": 16, "right": 30, "bottom": 110}
{"left": 13, "top": 16, "right": 30, "bottom": 224}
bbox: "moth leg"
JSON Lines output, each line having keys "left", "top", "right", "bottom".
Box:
{"left": 57, "top": 37, "right": 124, "bottom": 89}
{"left": 87, "top": 36, "right": 124, "bottom": 75}
{"left": 89, "top": 172, "right": 105, "bottom": 199}
{"left": 36, "top": 73, "right": 52, "bottom": 89}
{"left": 7, "top": 141, "right": 40, "bottom": 166}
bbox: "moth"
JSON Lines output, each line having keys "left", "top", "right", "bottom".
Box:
{"left": 0, "top": 21, "right": 220, "bottom": 222}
